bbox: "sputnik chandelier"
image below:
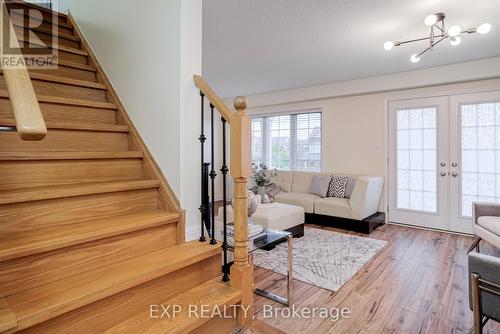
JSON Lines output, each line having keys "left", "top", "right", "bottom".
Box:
{"left": 384, "top": 13, "right": 492, "bottom": 63}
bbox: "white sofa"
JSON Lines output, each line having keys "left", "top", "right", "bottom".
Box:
{"left": 270, "top": 171, "right": 384, "bottom": 232}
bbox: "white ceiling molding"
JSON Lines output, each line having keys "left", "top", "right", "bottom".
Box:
{"left": 240, "top": 57, "right": 500, "bottom": 108}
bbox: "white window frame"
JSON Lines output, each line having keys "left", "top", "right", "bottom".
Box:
{"left": 251, "top": 110, "right": 322, "bottom": 172}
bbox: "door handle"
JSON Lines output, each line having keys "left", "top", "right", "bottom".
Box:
{"left": 451, "top": 172, "right": 458, "bottom": 177}
{"left": 451, "top": 162, "right": 458, "bottom": 167}
{"left": 440, "top": 162, "right": 446, "bottom": 167}
{"left": 440, "top": 171, "right": 447, "bottom": 177}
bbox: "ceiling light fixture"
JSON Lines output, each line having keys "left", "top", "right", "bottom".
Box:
{"left": 448, "top": 25, "right": 462, "bottom": 37}
{"left": 424, "top": 14, "right": 438, "bottom": 27}
{"left": 384, "top": 41, "right": 395, "bottom": 50}
{"left": 477, "top": 23, "right": 492, "bottom": 34}
{"left": 384, "top": 13, "right": 492, "bottom": 63}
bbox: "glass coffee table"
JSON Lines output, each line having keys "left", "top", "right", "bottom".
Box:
{"left": 228, "top": 228, "right": 293, "bottom": 306}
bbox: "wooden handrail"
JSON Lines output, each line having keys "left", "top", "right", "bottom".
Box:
{"left": 193, "top": 75, "right": 253, "bottom": 324}
{"left": 1, "top": 1, "right": 47, "bottom": 140}
{"left": 193, "top": 75, "right": 233, "bottom": 124}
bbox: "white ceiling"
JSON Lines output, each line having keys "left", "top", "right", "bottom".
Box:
{"left": 202, "top": 0, "right": 500, "bottom": 98}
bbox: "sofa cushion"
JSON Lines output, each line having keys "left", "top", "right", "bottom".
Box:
{"left": 344, "top": 177, "right": 356, "bottom": 198}
{"left": 274, "top": 191, "right": 320, "bottom": 213}
{"left": 271, "top": 171, "right": 293, "bottom": 193}
{"left": 291, "top": 171, "right": 328, "bottom": 193}
{"left": 308, "top": 175, "right": 331, "bottom": 198}
{"left": 314, "top": 197, "right": 353, "bottom": 220}
{"left": 477, "top": 216, "right": 500, "bottom": 235}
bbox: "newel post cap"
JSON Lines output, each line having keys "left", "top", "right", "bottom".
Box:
{"left": 233, "top": 96, "right": 248, "bottom": 111}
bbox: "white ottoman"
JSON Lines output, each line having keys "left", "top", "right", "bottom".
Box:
{"left": 216, "top": 202, "right": 305, "bottom": 237}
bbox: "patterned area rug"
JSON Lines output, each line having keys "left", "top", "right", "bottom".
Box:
{"left": 253, "top": 227, "right": 387, "bottom": 291}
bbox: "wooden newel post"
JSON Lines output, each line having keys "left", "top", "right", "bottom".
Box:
{"left": 229, "top": 96, "right": 253, "bottom": 324}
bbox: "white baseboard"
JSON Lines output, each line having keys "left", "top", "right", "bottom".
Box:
{"left": 185, "top": 224, "right": 206, "bottom": 241}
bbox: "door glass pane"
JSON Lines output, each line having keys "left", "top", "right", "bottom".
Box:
{"left": 460, "top": 102, "right": 500, "bottom": 217}
{"left": 396, "top": 108, "right": 437, "bottom": 212}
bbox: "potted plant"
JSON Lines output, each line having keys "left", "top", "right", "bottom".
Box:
{"left": 251, "top": 163, "right": 277, "bottom": 202}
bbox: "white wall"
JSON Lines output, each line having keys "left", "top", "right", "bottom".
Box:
{"left": 179, "top": 0, "right": 203, "bottom": 239}
{"left": 242, "top": 58, "right": 500, "bottom": 211}
{"left": 60, "top": 0, "right": 203, "bottom": 238}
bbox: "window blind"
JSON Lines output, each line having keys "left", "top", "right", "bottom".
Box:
{"left": 251, "top": 111, "right": 322, "bottom": 171}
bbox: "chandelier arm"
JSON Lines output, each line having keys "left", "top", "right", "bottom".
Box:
{"left": 397, "top": 34, "right": 446, "bottom": 46}
{"left": 417, "top": 36, "right": 447, "bottom": 59}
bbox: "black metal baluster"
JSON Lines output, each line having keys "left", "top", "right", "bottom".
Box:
{"left": 202, "top": 162, "right": 210, "bottom": 233}
{"left": 209, "top": 104, "right": 217, "bottom": 245}
{"left": 220, "top": 117, "right": 229, "bottom": 282}
{"left": 198, "top": 92, "right": 206, "bottom": 242}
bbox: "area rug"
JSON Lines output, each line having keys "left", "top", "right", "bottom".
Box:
{"left": 253, "top": 227, "right": 387, "bottom": 291}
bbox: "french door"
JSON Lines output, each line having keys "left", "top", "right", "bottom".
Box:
{"left": 388, "top": 96, "right": 450, "bottom": 230}
{"left": 388, "top": 91, "right": 500, "bottom": 233}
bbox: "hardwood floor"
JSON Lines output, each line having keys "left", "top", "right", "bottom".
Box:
{"left": 247, "top": 223, "right": 500, "bottom": 334}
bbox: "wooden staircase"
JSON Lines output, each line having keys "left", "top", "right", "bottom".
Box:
{"left": 0, "top": 1, "right": 242, "bottom": 333}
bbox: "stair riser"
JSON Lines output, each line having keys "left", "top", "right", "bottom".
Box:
{"left": 8, "top": 9, "right": 72, "bottom": 33}
{"left": 0, "top": 159, "right": 142, "bottom": 191}
{"left": 14, "top": 25, "right": 80, "bottom": 49}
{"left": 17, "top": 46, "right": 88, "bottom": 64}
{"left": 49, "top": 48, "right": 88, "bottom": 64}
{"left": 0, "top": 129, "right": 127, "bottom": 152}
{"left": 0, "top": 98, "right": 116, "bottom": 124}
{"left": 20, "top": 255, "right": 221, "bottom": 334}
{"left": 0, "top": 188, "right": 160, "bottom": 230}
{"left": 0, "top": 76, "right": 105, "bottom": 102}
{"left": 31, "top": 65, "right": 96, "bottom": 82}
{"left": 0, "top": 224, "right": 179, "bottom": 299}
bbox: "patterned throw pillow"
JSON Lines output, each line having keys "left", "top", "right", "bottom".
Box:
{"left": 327, "top": 176, "right": 348, "bottom": 198}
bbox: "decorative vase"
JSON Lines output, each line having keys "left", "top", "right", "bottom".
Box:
{"left": 257, "top": 186, "right": 266, "bottom": 201}
{"left": 231, "top": 191, "right": 259, "bottom": 218}
{"left": 247, "top": 191, "right": 259, "bottom": 217}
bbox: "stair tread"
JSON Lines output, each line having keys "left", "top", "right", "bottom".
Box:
{"left": 0, "top": 180, "right": 160, "bottom": 205}
{"left": 0, "top": 118, "right": 128, "bottom": 132}
{"left": 30, "top": 59, "right": 96, "bottom": 72}
{"left": 17, "top": 35, "right": 87, "bottom": 55}
{"left": 0, "top": 151, "right": 143, "bottom": 161}
{"left": 0, "top": 210, "right": 179, "bottom": 262}
{"left": 104, "top": 278, "right": 241, "bottom": 334}
{"left": 12, "top": 22, "right": 80, "bottom": 41}
{"left": 0, "top": 71, "right": 105, "bottom": 89}
{"left": 0, "top": 90, "right": 117, "bottom": 109}
{"left": 29, "top": 72, "right": 106, "bottom": 89}
{"left": 0, "top": 299, "right": 17, "bottom": 333}
{"left": 53, "top": 59, "right": 96, "bottom": 72}
{"left": 5, "top": 241, "right": 221, "bottom": 330}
